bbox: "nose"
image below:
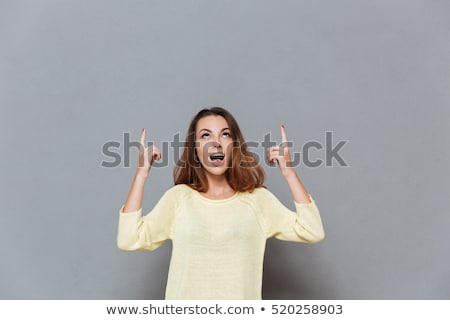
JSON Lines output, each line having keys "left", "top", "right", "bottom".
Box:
{"left": 212, "top": 140, "right": 221, "bottom": 149}
{"left": 209, "top": 138, "right": 222, "bottom": 151}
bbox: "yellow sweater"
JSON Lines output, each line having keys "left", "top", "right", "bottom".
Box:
{"left": 117, "top": 184, "right": 324, "bottom": 300}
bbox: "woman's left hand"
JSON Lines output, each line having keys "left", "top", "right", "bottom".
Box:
{"left": 267, "top": 125, "right": 295, "bottom": 177}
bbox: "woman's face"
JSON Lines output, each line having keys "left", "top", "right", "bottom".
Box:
{"left": 195, "top": 115, "right": 233, "bottom": 177}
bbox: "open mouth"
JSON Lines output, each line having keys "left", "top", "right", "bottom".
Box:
{"left": 209, "top": 153, "right": 225, "bottom": 166}
{"left": 209, "top": 153, "right": 225, "bottom": 161}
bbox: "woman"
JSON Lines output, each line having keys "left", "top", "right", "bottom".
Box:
{"left": 117, "top": 107, "right": 324, "bottom": 299}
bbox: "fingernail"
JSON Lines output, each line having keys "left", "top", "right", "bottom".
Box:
{"left": 281, "top": 124, "right": 285, "bottom": 129}
{"left": 142, "top": 128, "right": 145, "bottom": 132}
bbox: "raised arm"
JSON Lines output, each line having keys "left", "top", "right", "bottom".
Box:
{"left": 123, "top": 128, "right": 161, "bottom": 213}
{"left": 267, "top": 125, "right": 311, "bottom": 204}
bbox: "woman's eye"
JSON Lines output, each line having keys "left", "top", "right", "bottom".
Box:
{"left": 222, "top": 132, "right": 231, "bottom": 138}
{"left": 201, "top": 133, "right": 210, "bottom": 139}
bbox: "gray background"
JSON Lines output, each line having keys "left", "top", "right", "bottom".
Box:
{"left": 1, "top": 0, "right": 449, "bottom": 299}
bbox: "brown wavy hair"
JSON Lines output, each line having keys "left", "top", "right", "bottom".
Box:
{"left": 174, "top": 107, "right": 265, "bottom": 192}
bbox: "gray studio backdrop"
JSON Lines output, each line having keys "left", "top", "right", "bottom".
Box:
{"left": 1, "top": 0, "right": 449, "bottom": 299}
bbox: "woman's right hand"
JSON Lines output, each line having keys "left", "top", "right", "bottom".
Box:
{"left": 136, "top": 128, "right": 161, "bottom": 178}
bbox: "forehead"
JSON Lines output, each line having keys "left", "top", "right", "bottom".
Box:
{"left": 196, "top": 115, "right": 229, "bottom": 131}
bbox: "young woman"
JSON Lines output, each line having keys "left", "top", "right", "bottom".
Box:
{"left": 117, "top": 107, "right": 324, "bottom": 300}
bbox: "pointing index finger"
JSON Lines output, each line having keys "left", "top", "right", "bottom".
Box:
{"left": 140, "top": 128, "right": 146, "bottom": 147}
{"left": 281, "top": 124, "right": 288, "bottom": 143}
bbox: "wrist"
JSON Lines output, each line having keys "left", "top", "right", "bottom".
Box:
{"left": 134, "top": 169, "right": 150, "bottom": 181}
{"left": 282, "top": 167, "right": 297, "bottom": 179}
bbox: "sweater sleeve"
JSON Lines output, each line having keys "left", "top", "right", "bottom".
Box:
{"left": 255, "top": 187, "right": 325, "bottom": 243}
{"left": 117, "top": 185, "right": 181, "bottom": 251}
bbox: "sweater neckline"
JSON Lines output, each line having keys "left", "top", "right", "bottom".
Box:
{"left": 192, "top": 189, "right": 240, "bottom": 204}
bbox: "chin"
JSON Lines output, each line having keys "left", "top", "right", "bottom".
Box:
{"left": 204, "top": 166, "right": 229, "bottom": 177}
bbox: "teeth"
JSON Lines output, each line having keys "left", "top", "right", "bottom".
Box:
{"left": 210, "top": 153, "right": 225, "bottom": 160}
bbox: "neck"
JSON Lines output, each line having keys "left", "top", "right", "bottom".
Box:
{"left": 204, "top": 173, "right": 233, "bottom": 196}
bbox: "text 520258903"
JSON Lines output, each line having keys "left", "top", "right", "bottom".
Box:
{"left": 271, "top": 304, "right": 343, "bottom": 315}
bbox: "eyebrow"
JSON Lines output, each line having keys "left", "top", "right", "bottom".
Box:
{"left": 198, "top": 128, "right": 230, "bottom": 132}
